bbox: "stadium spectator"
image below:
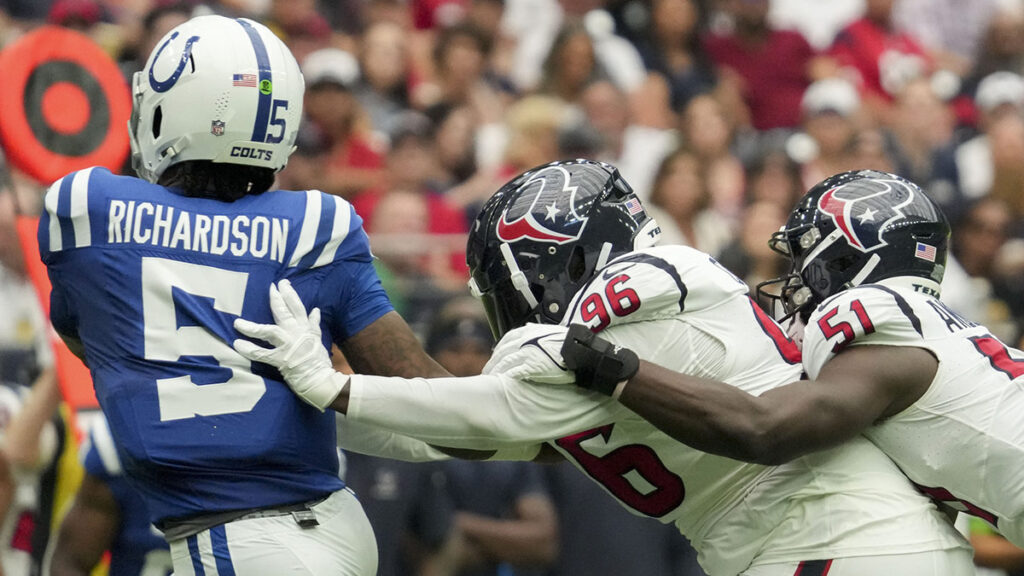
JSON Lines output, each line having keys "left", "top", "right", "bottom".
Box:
{"left": 965, "top": 1, "right": 1024, "bottom": 96}
{"left": 633, "top": 0, "right": 715, "bottom": 112}
{"left": 538, "top": 22, "right": 606, "bottom": 105}
{"left": 499, "top": 95, "right": 569, "bottom": 176}
{"left": 893, "top": 0, "right": 1000, "bottom": 76}
{"left": 794, "top": 77, "right": 861, "bottom": 189}
{"left": 354, "top": 112, "right": 469, "bottom": 294}
{"left": 0, "top": 370, "right": 60, "bottom": 576}
{"left": 355, "top": 21, "right": 413, "bottom": 140}
{"left": 342, "top": 451, "right": 457, "bottom": 576}
{"left": 365, "top": 189, "right": 459, "bottom": 332}
{"left": 943, "top": 197, "right": 1024, "bottom": 344}
{"left": 648, "top": 147, "right": 734, "bottom": 256}
{"left": 0, "top": 182, "right": 60, "bottom": 576}
{"left": 679, "top": 93, "right": 745, "bottom": 221}
{"left": 702, "top": 0, "right": 821, "bottom": 131}
{"left": 264, "top": 0, "right": 333, "bottom": 63}
{"left": 827, "top": 0, "right": 932, "bottom": 121}
{"left": 715, "top": 199, "right": 790, "bottom": 305}
{"left": 543, "top": 461, "right": 707, "bottom": 576}
{"left": 577, "top": 79, "right": 677, "bottom": 202}
{"left": 302, "top": 46, "right": 387, "bottom": 200}
{"left": 424, "top": 23, "right": 496, "bottom": 111}
{"left": 117, "top": 1, "right": 195, "bottom": 79}
{"left": 743, "top": 146, "right": 803, "bottom": 211}
{"left": 883, "top": 77, "right": 957, "bottom": 188}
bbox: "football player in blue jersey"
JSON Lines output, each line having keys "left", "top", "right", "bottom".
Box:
{"left": 38, "top": 14, "right": 447, "bottom": 576}
{"left": 48, "top": 414, "right": 172, "bottom": 576}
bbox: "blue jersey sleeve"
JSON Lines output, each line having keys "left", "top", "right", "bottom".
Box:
{"left": 317, "top": 246, "right": 394, "bottom": 343}
{"left": 281, "top": 191, "right": 394, "bottom": 341}
{"left": 48, "top": 267, "right": 78, "bottom": 340}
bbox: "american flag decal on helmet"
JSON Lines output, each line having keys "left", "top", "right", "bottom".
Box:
{"left": 233, "top": 73, "right": 258, "bottom": 87}
{"left": 624, "top": 198, "right": 643, "bottom": 216}
{"left": 915, "top": 242, "right": 936, "bottom": 262}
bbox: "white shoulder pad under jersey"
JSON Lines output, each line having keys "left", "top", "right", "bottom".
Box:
{"left": 802, "top": 284, "right": 945, "bottom": 379}
{"left": 802, "top": 280, "right": 987, "bottom": 377}
{"left": 564, "top": 245, "right": 748, "bottom": 331}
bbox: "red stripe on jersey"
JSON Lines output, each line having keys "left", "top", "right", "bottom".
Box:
{"left": 793, "top": 559, "right": 833, "bottom": 576}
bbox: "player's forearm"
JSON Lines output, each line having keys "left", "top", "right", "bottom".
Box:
{"left": 341, "top": 311, "right": 451, "bottom": 379}
{"left": 3, "top": 368, "right": 60, "bottom": 469}
{"left": 345, "top": 373, "right": 615, "bottom": 450}
{"left": 335, "top": 413, "right": 452, "bottom": 462}
{"left": 618, "top": 361, "right": 805, "bottom": 465}
{"left": 621, "top": 360, "right": 877, "bottom": 464}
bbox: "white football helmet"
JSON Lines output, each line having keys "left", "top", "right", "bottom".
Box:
{"left": 129, "top": 15, "right": 304, "bottom": 183}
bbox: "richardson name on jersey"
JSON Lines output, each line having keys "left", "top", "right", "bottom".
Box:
{"left": 107, "top": 200, "right": 289, "bottom": 262}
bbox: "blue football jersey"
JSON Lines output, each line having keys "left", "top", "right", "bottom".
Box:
{"left": 82, "top": 415, "right": 171, "bottom": 576}
{"left": 40, "top": 167, "right": 394, "bottom": 524}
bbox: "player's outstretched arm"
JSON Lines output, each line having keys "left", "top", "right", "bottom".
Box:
{"left": 341, "top": 311, "right": 451, "bottom": 380}
{"left": 561, "top": 327, "right": 936, "bottom": 465}
{"left": 235, "top": 284, "right": 615, "bottom": 454}
{"left": 47, "top": 473, "right": 120, "bottom": 576}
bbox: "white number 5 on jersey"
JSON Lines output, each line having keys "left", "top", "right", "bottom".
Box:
{"left": 142, "top": 257, "right": 266, "bottom": 421}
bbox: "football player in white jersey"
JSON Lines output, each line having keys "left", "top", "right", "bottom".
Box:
{"left": 233, "top": 161, "right": 974, "bottom": 576}
{"left": 502, "top": 169, "right": 1024, "bottom": 549}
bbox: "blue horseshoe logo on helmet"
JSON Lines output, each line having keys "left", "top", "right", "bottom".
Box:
{"left": 149, "top": 31, "right": 200, "bottom": 93}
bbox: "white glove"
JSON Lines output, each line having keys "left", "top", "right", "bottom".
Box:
{"left": 233, "top": 279, "right": 347, "bottom": 411}
{"left": 484, "top": 323, "right": 576, "bottom": 384}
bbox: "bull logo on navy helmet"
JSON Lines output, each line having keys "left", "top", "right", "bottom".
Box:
{"left": 817, "top": 176, "right": 917, "bottom": 253}
{"left": 496, "top": 165, "right": 588, "bottom": 244}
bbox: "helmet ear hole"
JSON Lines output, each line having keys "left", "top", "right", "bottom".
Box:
{"left": 567, "top": 245, "right": 587, "bottom": 282}
{"left": 827, "top": 254, "right": 860, "bottom": 273}
{"left": 152, "top": 106, "right": 163, "bottom": 139}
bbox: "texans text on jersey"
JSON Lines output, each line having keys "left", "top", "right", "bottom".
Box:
{"left": 107, "top": 199, "right": 289, "bottom": 262}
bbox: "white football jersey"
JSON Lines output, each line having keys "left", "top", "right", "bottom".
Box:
{"left": 348, "top": 246, "right": 969, "bottom": 575}
{"left": 802, "top": 281, "right": 1024, "bottom": 546}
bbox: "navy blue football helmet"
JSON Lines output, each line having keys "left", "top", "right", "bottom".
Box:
{"left": 759, "top": 170, "right": 950, "bottom": 319}
{"left": 467, "top": 159, "right": 661, "bottom": 338}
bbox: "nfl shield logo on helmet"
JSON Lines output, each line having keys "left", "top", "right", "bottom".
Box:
{"left": 210, "top": 120, "right": 225, "bottom": 137}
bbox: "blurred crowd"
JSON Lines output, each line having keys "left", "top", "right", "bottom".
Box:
{"left": 3, "top": 0, "right": 1024, "bottom": 574}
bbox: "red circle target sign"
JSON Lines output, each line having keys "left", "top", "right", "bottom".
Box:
{"left": 0, "top": 26, "right": 131, "bottom": 184}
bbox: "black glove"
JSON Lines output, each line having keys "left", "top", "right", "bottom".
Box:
{"left": 561, "top": 324, "right": 639, "bottom": 396}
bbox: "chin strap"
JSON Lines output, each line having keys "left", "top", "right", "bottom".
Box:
{"left": 499, "top": 242, "right": 539, "bottom": 309}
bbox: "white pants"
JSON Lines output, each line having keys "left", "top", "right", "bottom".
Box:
{"left": 169, "top": 488, "right": 378, "bottom": 576}
{"left": 741, "top": 548, "right": 975, "bottom": 576}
